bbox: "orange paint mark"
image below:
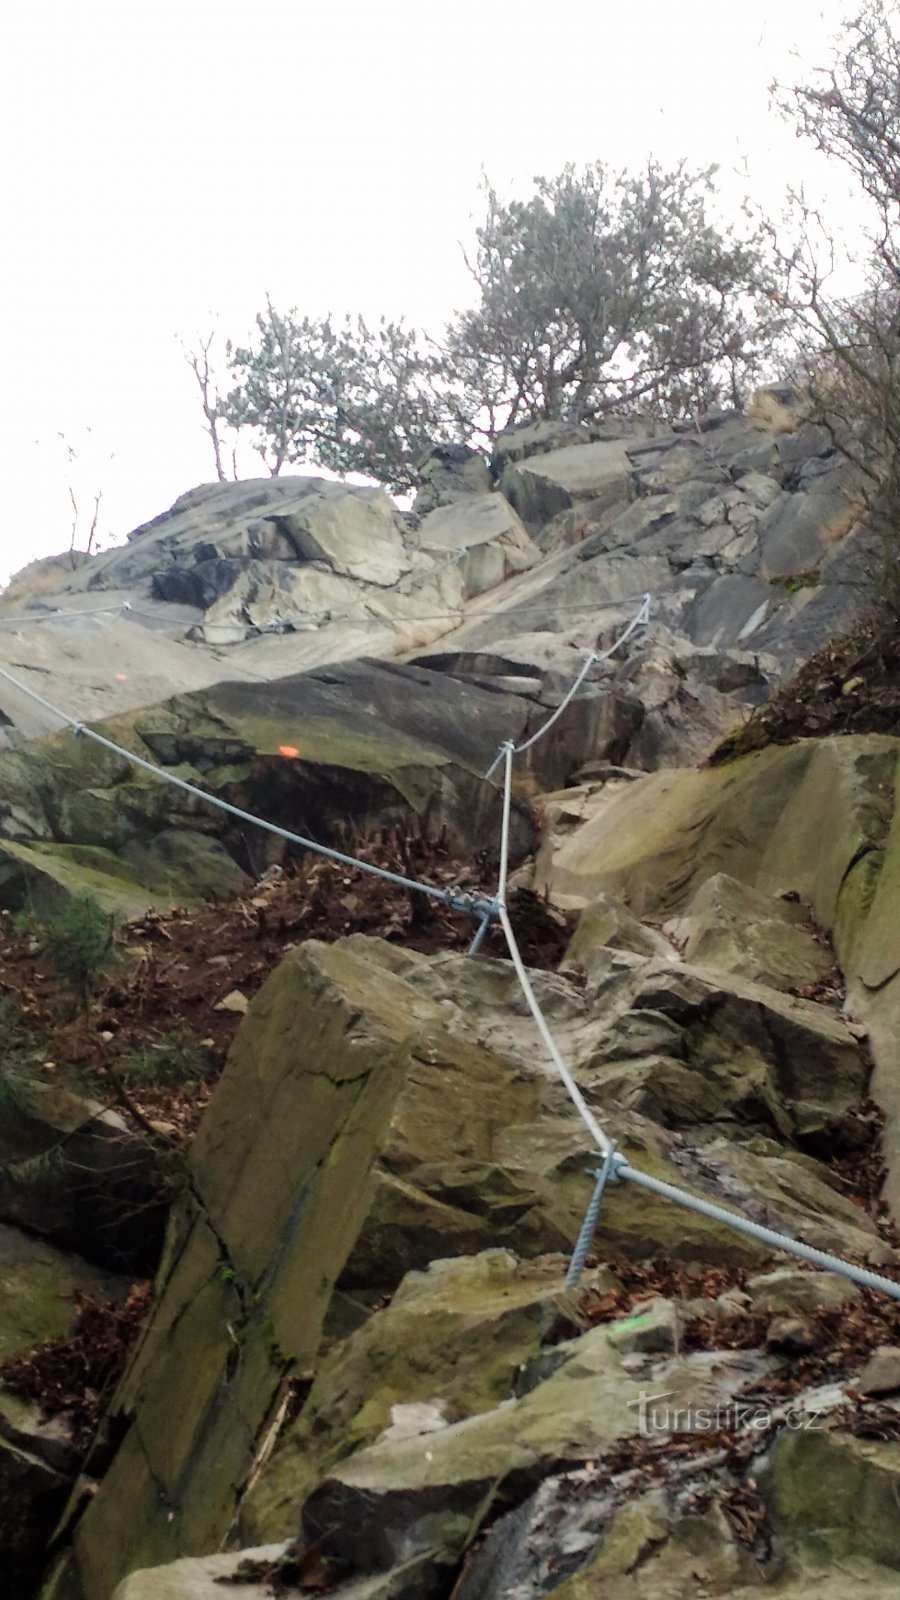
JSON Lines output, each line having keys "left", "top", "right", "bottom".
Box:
{"left": 278, "top": 744, "right": 301, "bottom": 759}
{"left": 115, "top": 673, "right": 128, "bottom": 681}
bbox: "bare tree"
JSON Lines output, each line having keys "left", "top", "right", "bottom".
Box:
{"left": 772, "top": 0, "right": 900, "bottom": 613}
{"left": 61, "top": 434, "right": 105, "bottom": 566}
{"left": 180, "top": 329, "right": 240, "bottom": 483}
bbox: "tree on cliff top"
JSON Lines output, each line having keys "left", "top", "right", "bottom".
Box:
{"left": 220, "top": 304, "right": 464, "bottom": 493}
{"left": 446, "top": 160, "right": 779, "bottom": 432}
{"left": 199, "top": 159, "right": 777, "bottom": 490}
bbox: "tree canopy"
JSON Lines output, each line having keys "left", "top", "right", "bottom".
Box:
{"left": 189, "top": 5, "right": 900, "bottom": 513}
{"left": 446, "top": 161, "right": 778, "bottom": 432}
{"left": 196, "top": 159, "right": 779, "bottom": 491}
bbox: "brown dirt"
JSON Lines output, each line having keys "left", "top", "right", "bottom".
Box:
{"left": 581, "top": 1253, "right": 900, "bottom": 1412}
{"left": 0, "top": 835, "right": 573, "bottom": 1143}
{"left": 0, "top": 1283, "right": 152, "bottom": 1457}
{"left": 710, "top": 607, "right": 900, "bottom": 763}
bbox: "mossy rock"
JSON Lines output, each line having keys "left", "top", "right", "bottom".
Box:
{"left": 241, "top": 1249, "right": 587, "bottom": 1541}
{"left": 767, "top": 1428, "right": 900, "bottom": 1568}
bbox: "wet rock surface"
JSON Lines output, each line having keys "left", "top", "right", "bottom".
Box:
{"left": 1, "top": 397, "right": 899, "bottom": 1599}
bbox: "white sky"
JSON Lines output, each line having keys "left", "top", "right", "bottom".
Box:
{"left": 0, "top": 0, "right": 862, "bottom": 585}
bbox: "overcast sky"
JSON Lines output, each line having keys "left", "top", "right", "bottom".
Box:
{"left": 0, "top": 0, "right": 861, "bottom": 586}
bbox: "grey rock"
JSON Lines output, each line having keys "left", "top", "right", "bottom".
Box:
{"left": 0, "top": 1080, "right": 166, "bottom": 1273}
{"left": 683, "top": 573, "right": 778, "bottom": 647}
{"left": 563, "top": 892, "right": 674, "bottom": 970}
{"left": 0, "top": 659, "right": 540, "bottom": 912}
{"left": 765, "top": 1315, "right": 818, "bottom": 1354}
{"left": 746, "top": 1268, "right": 861, "bottom": 1314}
{"left": 500, "top": 441, "right": 633, "bottom": 529}
{"left": 412, "top": 444, "right": 492, "bottom": 517}
{"left": 491, "top": 419, "right": 600, "bottom": 475}
{"left": 414, "top": 495, "right": 540, "bottom": 597}
{"left": 758, "top": 473, "right": 859, "bottom": 580}
{"left": 299, "top": 1336, "right": 763, "bottom": 1575}
{"left": 604, "top": 1296, "right": 681, "bottom": 1355}
{"left": 663, "top": 873, "right": 833, "bottom": 994}
{"left": 857, "top": 1344, "right": 900, "bottom": 1396}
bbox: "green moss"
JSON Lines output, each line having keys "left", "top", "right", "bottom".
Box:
{"left": 0, "top": 1236, "right": 119, "bottom": 1362}
{"left": 0, "top": 839, "right": 156, "bottom": 919}
{"left": 768, "top": 1430, "right": 900, "bottom": 1568}
{"left": 770, "top": 569, "right": 822, "bottom": 595}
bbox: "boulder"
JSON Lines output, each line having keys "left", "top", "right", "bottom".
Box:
{"left": 758, "top": 473, "right": 861, "bottom": 581}
{"left": 0, "top": 658, "right": 539, "bottom": 913}
{"left": 548, "top": 1510, "right": 900, "bottom": 1598}
{"left": 267, "top": 488, "right": 410, "bottom": 588}
{"left": 563, "top": 892, "right": 674, "bottom": 969}
{"left": 113, "top": 1550, "right": 446, "bottom": 1600}
{"left": 414, "top": 495, "right": 541, "bottom": 597}
{"left": 683, "top": 573, "right": 776, "bottom": 647}
{"left": 467, "top": 1492, "right": 749, "bottom": 1600}
{"left": 191, "top": 562, "right": 376, "bottom": 646}
{"left": 746, "top": 1268, "right": 861, "bottom": 1314}
{"left": 528, "top": 737, "right": 899, "bottom": 936}
{"left": 525, "top": 734, "right": 900, "bottom": 1214}
{"left": 491, "top": 419, "right": 600, "bottom": 474}
{"left": 412, "top": 444, "right": 492, "bottom": 517}
{"left": 241, "top": 1249, "right": 598, "bottom": 1540}
{"left": 767, "top": 1429, "right": 900, "bottom": 1568}
{"left": 627, "top": 435, "right": 727, "bottom": 496}
{"left": 66, "top": 938, "right": 424, "bottom": 1597}
{"left": 111, "top": 1545, "right": 288, "bottom": 1600}
{"left": 0, "top": 551, "right": 94, "bottom": 611}
{"left": 664, "top": 874, "right": 833, "bottom": 994}
{"left": 857, "top": 1345, "right": 900, "bottom": 1396}
{"left": 0, "top": 1220, "right": 130, "bottom": 1363}
{"left": 499, "top": 441, "right": 633, "bottom": 529}
{"left": 570, "top": 949, "right": 866, "bottom": 1146}
{"left": 83, "top": 478, "right": 411, "bottom": 593}
{"left": 0, "top": 1079, "right": 166, "bottom": 1272}
{"left": 66, "top": 937, "right": 598, "bottom": 1593}
{"left": 300, "top": 1333, "right": 764, "bottom": 1574}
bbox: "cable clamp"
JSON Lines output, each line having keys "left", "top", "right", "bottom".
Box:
{"left": 592, "top": 1147, "right": 626, "bottom": 1185}
{"left": 484, "top": 739, "right": 515, "bottom": 781}
{"left": 446, "top": 890, "right": 499, "bottom": 919}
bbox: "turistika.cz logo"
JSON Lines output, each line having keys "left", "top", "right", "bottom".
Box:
{"left": 627, "top": 1389, "right": 826, "bottom": 1437}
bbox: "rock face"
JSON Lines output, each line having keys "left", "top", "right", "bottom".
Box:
{"left": 415, "top": 494, "right": 541, "bottom": 598}
{"left": 45, "top": 883, "right": 891, "bottom": 1597}
{"left": 94, "top": 479, "right": 411, "bottom": 594}
{"left": 499, "top": 437, "right": 634, "bottom": 528}
{"left": 2, "top": 397, "right": 897, "bottom": 1600}
{"left": 526, "top": 734, "right": 900, "bottom": 1209}
{"left": 0, "top": 391, "right": 872, "bottom": 776}
{"left": 0, "top": 660, "right": 536, "bottom": 915}
{"left": 412, "top": 443, "right": 493, "bottom": 516}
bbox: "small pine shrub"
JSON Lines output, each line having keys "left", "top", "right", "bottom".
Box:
{"left": 44, "top": 892, "right": 115, "bottom": 1003}
{"left": 117, "top": 1029, "right": 209, "bottom": 1088}
{"left": 0, "top": 996, "right": 45, "bottom": 1115}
